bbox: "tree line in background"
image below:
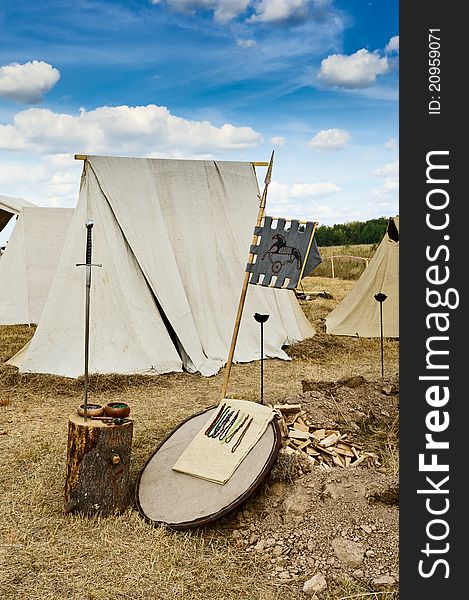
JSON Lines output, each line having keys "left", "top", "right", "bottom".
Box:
{"left": 314, "top": 217, "right": 389, "bottom": 247}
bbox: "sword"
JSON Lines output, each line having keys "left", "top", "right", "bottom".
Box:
{"left": 76, "top": 220, "right": 102, "bottom": 421}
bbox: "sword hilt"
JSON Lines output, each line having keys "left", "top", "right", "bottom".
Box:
{"left": 85, "top": 220, "right": 93, "bottom": 264}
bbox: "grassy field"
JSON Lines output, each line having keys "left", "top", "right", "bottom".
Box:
{"left": 0, "top": 269, "right": 399, "bottom": 600}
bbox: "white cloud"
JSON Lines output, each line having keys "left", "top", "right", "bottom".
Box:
{"left": 289, "top": 181, "right": 340, "bottom": 197}
{"left": 267, "top": 179, "right": 341, "bottom": 221}
{"left": 373, "top": 160, "right": 399, "bottom": 196}
{"left": 248, "top": 0, "right": 309, "bottom": 23}
{"left": 212, "top": 0, "right": 252, "bottom": 22}
{"left": 385, "top": 137, "right": 398, "bottom": 151}
{"left": 319, "top": 49, "right": 389, "bottom": 89}
{"left": 153, "top": 0, "right": 250, "bottom": 23}
{"left": 374, "top": 160, "right": 398, "bottom": 177}
{"left": 237, "top": 38, "right": 257, "bottom": 48}
{"left": 270, "top": 136, "right": 285, "bottom": 146}
{"left": 374, "top": 178, "right": 398, "bottom": 196}
{"left": 152, "top": 0, "right": 329, "bottom": 24}
{"left": 0, "top": 104, "right": 263, "bottom": 154}
{"left": 0, "top": 154, "right": 82, "bottom": 213}
{"left": 0, "top": 61, "right": 60, "bottom": 104}
{"left": 308, "top": 128, "right": 350, "bottom": 151}
{"left": 385, "top": 35, "right": 399, "bottom": 54}
{"left": 269, "top": 179, "right": 340, "bottom": 204}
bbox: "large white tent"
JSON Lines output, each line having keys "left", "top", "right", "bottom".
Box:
{"left": 325, "top": 216, "right": 399, "bottom": 338}
{"left": 8, "top": 156, "right": 315, "bottom": 377}
{"left": 0, "top": 207, "right": 74, "bottom": 325}
{"left": 0, "top": 195, "right": 36, "bottom": 234}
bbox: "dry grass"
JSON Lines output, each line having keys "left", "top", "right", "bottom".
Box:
{"left": 0, "top": 324, "right": 35, "bottom": 365}
{"left": 0, "top": 274, "right": 399, "bottom": 600}
{"left": 363, "top": 415, "right": 400, "bottom": 477}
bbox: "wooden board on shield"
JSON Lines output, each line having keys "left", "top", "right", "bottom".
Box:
{"left": 135, "top": 406, "right": 281, "bottom": 529}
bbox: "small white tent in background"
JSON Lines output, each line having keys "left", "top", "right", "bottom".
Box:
{"left": 0, "top": 195, "right": 36, "bottom": 237}
{"left": 8, "top": 155, "right": 314, "bottom": 377}
{"left": 325, "top": 216, "right": 399, "bottom": 338}
{"left": 0, "top": 207, "right": 74, "bottom": 325}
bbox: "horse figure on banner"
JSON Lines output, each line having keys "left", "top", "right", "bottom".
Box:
{"left": 262, "top": 233, "right": 302, "bottom": 274}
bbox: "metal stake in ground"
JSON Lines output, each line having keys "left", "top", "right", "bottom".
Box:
{"left": 254, "top": 313, "right": 269, "bottom": 404}
{"left": 374, "top": 292, "right": 387, "bottom": 377}
{"left": 76, "top": 221, "right": 102, "bottom": 420}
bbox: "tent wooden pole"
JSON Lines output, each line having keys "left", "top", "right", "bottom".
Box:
{"left": 220, "top": 151, "right": 274, "bottom": 400}
{"left": 295, "top": 222, "right": 318, "bottom": 288}
{"left": 74, "top": 155, "right": 269, "bottom": 166}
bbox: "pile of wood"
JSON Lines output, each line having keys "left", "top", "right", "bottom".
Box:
{"left": 274, "top": 404, "right": 380, "bottom": 470}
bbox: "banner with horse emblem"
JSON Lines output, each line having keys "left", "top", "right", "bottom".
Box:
{"left": 246, "top": 216, "right": 322, "bottom": 289}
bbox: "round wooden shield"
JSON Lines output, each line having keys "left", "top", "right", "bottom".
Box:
{"left": 135, "top": 406, "right": 281, "bottom": 529}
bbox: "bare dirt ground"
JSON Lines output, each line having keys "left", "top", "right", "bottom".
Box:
{"left": 0, "top": 276, "right": 399, "bottom": 599}
{"left": 222, "top": 373, "right": 399, "bottom": 595}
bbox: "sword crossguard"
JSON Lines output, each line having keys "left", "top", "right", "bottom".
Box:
{"left": 76, "top": 263, "right": 102, "bottom": 267}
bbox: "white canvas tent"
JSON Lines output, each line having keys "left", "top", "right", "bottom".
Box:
{"left": 0, "top": 195, "right": 36, "bottom": 234}
{"left": 0, "top": 207, "right": 74, "bottom": 325}
{"left": 8, "top": 156, "right": 315, "bottom": 377}
{"left": 325, "top": 216, "right": 399, "bottom": 338}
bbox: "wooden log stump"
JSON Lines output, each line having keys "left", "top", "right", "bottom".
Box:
{"left": 64, "top": 413, "right": 133, "bottom": 516}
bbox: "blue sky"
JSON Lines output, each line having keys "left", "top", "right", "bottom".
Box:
{"left": 0, "top": 0, "right": 398, "bottom": 244}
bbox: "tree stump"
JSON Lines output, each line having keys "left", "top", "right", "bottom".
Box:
{"left": 64, "top": 413, "right": 133, "bottom": 516}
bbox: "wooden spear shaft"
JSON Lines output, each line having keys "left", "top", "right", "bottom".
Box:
{"left": 220, "top": 151, "right": 274, "bottom": 400}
